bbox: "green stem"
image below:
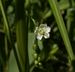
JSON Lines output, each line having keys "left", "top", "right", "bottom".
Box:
{"left": 48, "top": 0, "right": 75, "bottom": 61}
{"left": 0, "top": 0, "right": 10, "bottom": 40}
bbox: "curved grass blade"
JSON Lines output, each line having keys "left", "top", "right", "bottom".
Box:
{"left": 48, "top": 0, "right": 75, "bottom": 61}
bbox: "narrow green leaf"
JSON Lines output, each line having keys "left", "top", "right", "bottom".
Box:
{"left": 43, "top": 0, "right": 70, "bottom": 20}
{"left": 15, "top": 0, "right": 29, "bottom": 72}
{"left": 48, "top": 0, "right": 75, "bottom": 61}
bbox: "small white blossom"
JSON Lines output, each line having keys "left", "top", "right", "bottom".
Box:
{"left": 34, "top": 24, "right": 51, "bottom": 40}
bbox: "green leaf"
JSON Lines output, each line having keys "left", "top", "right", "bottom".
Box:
{"left": 15, "top": 0, "right": 29, "bottom": 72}
{"left": 48, "top": 0, "right": 75, "bottom": 61}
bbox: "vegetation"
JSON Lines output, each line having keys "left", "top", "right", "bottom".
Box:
{"left": 0, "top": 0, "right": 75, "bottom": 72}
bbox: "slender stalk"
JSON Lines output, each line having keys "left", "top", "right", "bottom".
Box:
{"left": 48, "top": 0, "right": 75, "bottom": 61}
{"left": 15, "top": 0, "right": 29, "bottom": 72}
{"left": 0, "top": 0, "right": 10, "bottom": 41}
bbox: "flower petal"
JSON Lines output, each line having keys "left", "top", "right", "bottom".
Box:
{"left": 40, "top": 24, "right": 47, "bottom": 27}
{"left": 44, "top": 33, "right": 50, "bottom": 39}
{"left": 37, "top": 34, "right": 43, "bottom": 40}
{"left": 46, "top": 27, "right": 51, "bottom": 33}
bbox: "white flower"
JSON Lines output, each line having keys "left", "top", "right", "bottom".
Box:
{"left": 34, "top": 24, "right": 51, "bottom": 40}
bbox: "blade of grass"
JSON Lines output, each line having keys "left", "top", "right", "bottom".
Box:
{"left": 15, "top": 0, "right": 29, "bottom": 72}
{"left": 43, "top": 0, "right": 70, "bottom": 20}
{"left": 48, "top": 0, "right": 75, "bottom": 61}
{"left": 0, "top": 0, "right": 21, "bottom": 71}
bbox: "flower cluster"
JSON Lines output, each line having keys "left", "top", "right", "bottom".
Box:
{"left": 34, "top": 24, "right": 51, "bottom": 40}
